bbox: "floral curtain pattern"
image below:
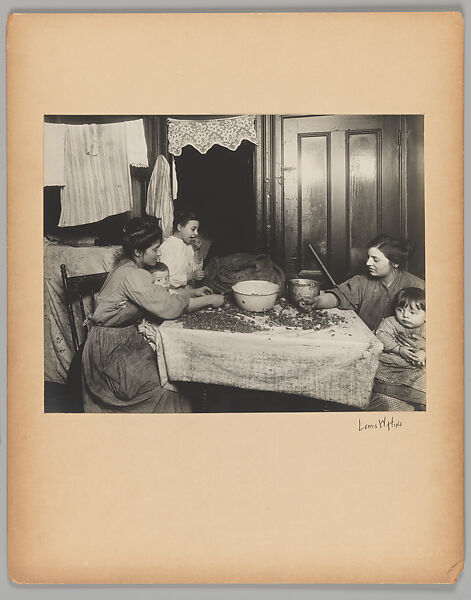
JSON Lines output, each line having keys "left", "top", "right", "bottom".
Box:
{"left": 167, "top": 115, "right": 258, "bottom": 156}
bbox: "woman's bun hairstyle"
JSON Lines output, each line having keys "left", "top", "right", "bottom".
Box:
{"left": 122, "top": 216, "right": 162, "bottom": 259}
{"left": 367, "top": 234, "right": 415, "bottom": 268}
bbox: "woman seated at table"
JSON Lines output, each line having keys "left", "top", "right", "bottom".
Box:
{"left": 308, "top": 234, "right": 425, "bottom": 331}
{"left": 307, "top": 234, "right": 425, "bottom": 411}
{"left": 158, "top": 209, "right": 205, "bottom": 290}
{"left": 82, "top": 216, "right": 223, "bottom": 413}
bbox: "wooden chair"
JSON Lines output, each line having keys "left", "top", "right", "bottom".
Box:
{"left": 60, "top": 264, "right": 108, "bottom": 411}
{"left": 60, "top": 264, "right": 108, "bottom": 352}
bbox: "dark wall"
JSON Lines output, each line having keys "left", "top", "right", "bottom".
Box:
{"left": 175, "top": 141, "right": 256, "bottom": 256}
{"left": 405, "top": 116, "right": 425, "bottom": 279}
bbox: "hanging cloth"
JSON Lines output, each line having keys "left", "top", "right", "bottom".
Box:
{"left": 171, "top": 155, "right": 178, "bottom": 200}
{"left": 44, "top": 123, "right": 66, "bottom": 186}
{"left": 146, "top": 155, "right": 174, "bottom": 240}
{"left": 125, "top": 119, "right": 149, "bottom": 168}
{"left": 167, "top": 115, "right": 258, "bottom": 156}
{"left": 44, "top": 119, "right": 147, "bottom": 190}
{"left": 59, "top": 123, "right": 133, "bottom": 227}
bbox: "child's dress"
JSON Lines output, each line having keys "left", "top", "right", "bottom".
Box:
{"left": 369, "top": 317, "right": 426, "bottom": 411}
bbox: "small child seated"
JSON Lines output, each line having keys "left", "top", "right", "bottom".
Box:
{"left": 375, "top": 287, "right": 426, "bottom": 366}
{"left": 369, "top": 287, "right": 426, "bottom": 411}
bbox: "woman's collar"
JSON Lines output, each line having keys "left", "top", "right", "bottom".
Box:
{"left": 380, "top": 270, "right": 401, "bottom": 289}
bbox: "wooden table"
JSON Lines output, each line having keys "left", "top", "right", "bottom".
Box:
{"left": 157, "top": 307, "right": 382, "bottom": 409}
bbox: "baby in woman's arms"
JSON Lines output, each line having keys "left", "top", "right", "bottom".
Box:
{"left": 148, "top": 261, "right": 173, "bottom": 291}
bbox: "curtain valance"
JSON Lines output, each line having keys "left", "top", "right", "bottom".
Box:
{"left": 167, "top": 115, "right": 258, "bottom": 156}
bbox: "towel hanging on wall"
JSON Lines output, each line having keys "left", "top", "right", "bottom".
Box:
{"left": 59, "top": 123, "right": 133, "bottom": 227}
{"left": 44, "top": 123, "right": 66, "bottom": 186}
{"left": 167, "top": 115, "right": 258, "bottom": 156}
{"left": 125, "top": 119, "right": 149, "bottom": 168}
{"left": 171, "top": 155, "right": 178, "bottom": 200}
{"left": 44, "top": 119, "right": 148, "bottom": 190}
{"left": 146, "top": 155, "right": 174, "bottom": 240}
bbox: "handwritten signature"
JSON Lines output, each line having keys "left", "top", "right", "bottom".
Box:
{"left": 358, "top": 416, "right": 403, "bottom": 432}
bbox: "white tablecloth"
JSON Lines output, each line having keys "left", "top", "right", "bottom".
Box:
{"left": 156, "top": 308, "right": 382, "bottom": 408}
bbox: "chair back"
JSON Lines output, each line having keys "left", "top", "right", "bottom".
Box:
{"left": 60, "top": 264, "right": 108, "bottom": 352}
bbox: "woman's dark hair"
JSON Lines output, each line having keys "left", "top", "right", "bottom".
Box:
{"left": 173, "top": 209, "right": 200, "bottom": 231}
{"left": 394, "top": 287, "right": 426, "bottom": 311}
{"left": 367, "top": 234, "right": 415, "bottom": 268}
{"left": 122, "top": 216, "right": 162, "bottom": 259}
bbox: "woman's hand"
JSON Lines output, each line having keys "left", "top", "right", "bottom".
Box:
{"left": 189, "top": 270, "right": 205, "bottom": 281}
{"left": 396, "top": 332, "right": 426, "bottom": 351}
{"left": 298, "top": 296, "right": 323, "bottom": 312}
{"left": 190, "top": 236, "right": 202, "bottom": 250}
{"left": 193, "top": 286, "right": 213, "bottom": 297}
{"left": 297, "top": 293, "right": 339, "bottom": 312}
{"left": 204, "top": 294, "right": 224, "bottom": 308}
{"left": 208, "top": 294, "right": 224, "bottom": 308}
{"left": 187, "top": 293, "right": 223, "bottom": 313}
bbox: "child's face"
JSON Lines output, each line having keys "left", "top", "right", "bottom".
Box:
{"left": 395, "top": 302, "right": 425, "bottom": 329}
{"left": 153, "top": 271, "right": 170, "bottom": 289}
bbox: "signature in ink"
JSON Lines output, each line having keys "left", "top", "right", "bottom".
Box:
{"left": 358, "top": 416, "right": 403, "bottom": 432}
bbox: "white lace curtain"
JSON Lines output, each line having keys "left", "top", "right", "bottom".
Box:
{"left": 167, "top": 115, "right": 258, "bottom": 156}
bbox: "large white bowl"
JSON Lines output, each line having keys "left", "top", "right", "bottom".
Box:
{"left": 232, "top": 280, "right": 279, "bottom": 312}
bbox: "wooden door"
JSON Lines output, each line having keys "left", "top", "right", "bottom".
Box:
{"left": 281, "top": 115, "right": 402, "bottom": 282}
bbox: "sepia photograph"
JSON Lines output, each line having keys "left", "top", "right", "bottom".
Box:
{"left": 8, "top": 10, "right": 463, "bottom": 584}
{"left": 43, "top": 114, "right": 425, "bottom": 414}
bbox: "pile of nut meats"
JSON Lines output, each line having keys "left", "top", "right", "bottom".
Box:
{"left": 177, "top": 296, "right": 346, "bottom": 334}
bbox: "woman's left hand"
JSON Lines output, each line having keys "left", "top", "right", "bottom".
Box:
{"left": 396, "top": 332, "right": 426, "bottom": 351}
{"left": 189, "top": 269, "right": 205, "bottom": 281}
{"left": 190, "top": 236, "right": 202, "bottom": 250}
{"left": 194, "top": 286, "right": 213, "bottom": 297}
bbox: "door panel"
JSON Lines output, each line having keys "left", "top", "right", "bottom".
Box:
{"left": 299, "top": 134, "right": 329, "bottom": 265}
{"left": 347, "top": 130, "right": 381, "bottom": 272}
{"left": 282, "top": 115, "right": 401, "bottom": 282}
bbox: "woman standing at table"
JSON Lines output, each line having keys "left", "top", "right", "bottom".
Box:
{"left": 309, "top": 234, "right": 425, "bottom": 332}
{"left": 82, "top": 216, "right": 223, "bottom": 413}
{"left": 158, "top": 209, "right": 205, "bottom": 290}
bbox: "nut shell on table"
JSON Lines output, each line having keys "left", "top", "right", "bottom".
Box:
{"left": 177, "top": 300, "right": 346, "bottom": 334}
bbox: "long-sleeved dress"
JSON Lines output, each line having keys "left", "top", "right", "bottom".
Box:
{"left": 327, "top": 270, "right": 425, "bottom": 331}
{"left": 158, "top": 235, "right": 203, "bottom": 289}
{"left": 81, "top": 259, "right": 190, "bottom": 413}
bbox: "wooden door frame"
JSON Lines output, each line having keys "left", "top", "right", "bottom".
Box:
{"left": 254, "top": 115, "right": 415, "bottom": 273}
{"left": 254, "top": 115, "right": 283, "bottom": 262}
